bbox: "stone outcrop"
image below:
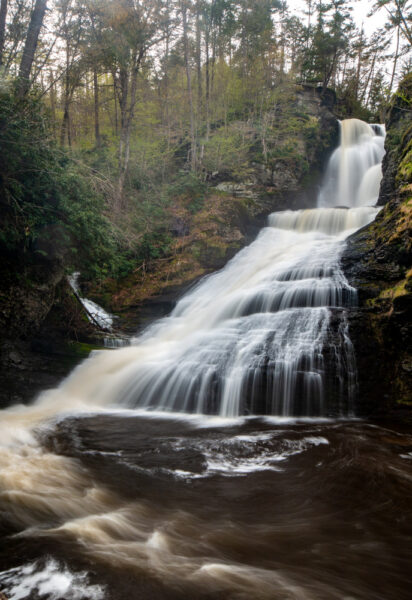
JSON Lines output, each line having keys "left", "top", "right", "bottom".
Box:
{"left": 342, "top": 74, "right": 412, "bottom": 415}
{"left": 0, "top": 257, "right": 99, "bottom": 407}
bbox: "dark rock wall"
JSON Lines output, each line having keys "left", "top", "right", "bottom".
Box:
{"left": 342, "top": 74, "right": 412, "bottom": 415}
{"left": 0, "top": 256, "right": 99, "bottom": 407}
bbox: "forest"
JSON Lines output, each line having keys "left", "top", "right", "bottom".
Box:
{"left": 0, "top": 0, "right": 410, "bottom": 284}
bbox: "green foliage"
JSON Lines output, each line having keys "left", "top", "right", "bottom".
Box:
{"left": 300, "top": 0, "right": 354, "bottom": 90}
{"left": 335, "top": 88, "right": 375, "bottom": 121}
{"left": 139, "top": 230, "right": 173, "bottom": 261}
{"left": 203, "top": 126, "right": 252, "bottom": 180}
{"left": 0, "top": 83, "right": 120, "bottom": 280}
{"left": 156, "top": 170, "right": 206, "bottom": 215}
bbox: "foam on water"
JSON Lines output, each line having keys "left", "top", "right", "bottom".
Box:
{"left": 0, "top": 560, "right": 105, "bottom": 600}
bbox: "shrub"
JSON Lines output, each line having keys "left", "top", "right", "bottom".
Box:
{"left": 0, "top": 83, "right": 120, "bottom": 280}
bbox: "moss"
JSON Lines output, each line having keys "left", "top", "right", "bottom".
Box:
{"left": 65, "top": 341, "right": 105, "bottom": 358}
{"left": 342, "top": 74, "right": 412, "bottom": 414}
{"left": 378, "top": 275, "right": 410, "bottom": 300}
{"left": 397, "top": 399, "right": 412, "bottom": 407}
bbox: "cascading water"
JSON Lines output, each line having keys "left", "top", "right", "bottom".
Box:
{"left": 46, "top": 118, "right": 383, "bottom": 419}
{"left": 68, "top": 272, "right": 114, "bottom": 331}
{"left": 89, "top": 207, "right": 374, "bottom": 417}
{"left": 319, "top": 119, "right": 385, "bottom": 207}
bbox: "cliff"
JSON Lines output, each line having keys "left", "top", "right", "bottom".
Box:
{"left": 342, "top": 74, "right": 412, "bottom": 415}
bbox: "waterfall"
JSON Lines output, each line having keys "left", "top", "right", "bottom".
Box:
{"left": 37, "top": 118, "right": 382, "bottom": 419}
{"left": 87, "top": 210, "right": 374, "bottom": 418}
{"left": 318, "top": 118, "right": 385, "bottom": 208}
{"left": 14, "top": 118, "right": 383, "bottom": 420}
{"left": 68, "top": 272, "right": 114, "bottom": 331}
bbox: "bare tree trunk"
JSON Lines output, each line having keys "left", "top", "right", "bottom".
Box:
{"left": 205, "top": 20, "right": 210, "bottom": 141}
{"left": 60, "top": 43, "right": 71, "bottom": 146}
{"left": 18, "top": 0, "right": 47, "bottom": 96}
{"left": 49, "top": 69, "right": 56, "bottom": 126}
{"left": 115, "top": 48, "right": 144, "bottom": 206}
{"left": 241, "top": 4, "right": 247, "bottom": 77}
{"left": 113, "top": 78, "right": 118, "bottom": 136}
{"left": 93, "top": 67, "right": 101, "bottom": 147}
{"left": 182, "top": 1, "right": 196, "bottom": 171}
{"left": 354, "top": 29, "right": 364, "bottom": 102}
{"left": 196, "top": 0, "right": 203, "bottom": 130}
{"left": 360, "top": 51, "right": 376, "bottom": 104}
{"left": 365, "top": 72, "right": 375, "bottom": 108}
{"left": 163, "top": 16, "right": 171, "bottom": 178}
{"left": 211, "top": 24, "right": 216, "bottom": 97}
{"left": 394, "top": 0, "right": 412, "bottom": 46}
{"left": 60, "top": 103, "right": 70, "bottom": 146}
{"left": 195, "top": 1, "right": 202, "bottom": 117}
{"left": 0, "top": 0, "right": 8, "bottom": 67}
{"left": 388, "top": 24, "right": 400, "bottom": 98}
{"left": 306, "top": 0, "right": 312, "bottom": 48}
{"left": 115, "top": 66, "right": 130, "bottom": 204}
{"left": 341, "top": 53, "right": 348, "bottom": 86}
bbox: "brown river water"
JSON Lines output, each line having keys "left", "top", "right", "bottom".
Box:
{"left": 1, "top": 413, "right": 411, "bottom": 600}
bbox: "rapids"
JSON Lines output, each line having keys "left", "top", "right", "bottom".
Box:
{"left": 1, "top": 416, "right": 412, "bottom": 600}
{"left": 1, "top": 118, "right": 410, "bottom": 600}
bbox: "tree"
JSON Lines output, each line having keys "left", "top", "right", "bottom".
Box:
{"left": 0, "top": 0, "right": 8, "bottom": 66}
{"left": 18, "top": 0, "right": 48, "bottom": 96}
{"left": 86, "top": 0, "right": 168, "bottom": 207}
{"left": 181, "top": 0, "right": 197, "bottom": 170}
{"left": 371, "top": 0, "right": 412, "bottom": 46}
{"left": 301, "top": 0, "right": 354, "bottom": 93}
{"left": 58, "top": 0, "right": 88, "bottom": 146}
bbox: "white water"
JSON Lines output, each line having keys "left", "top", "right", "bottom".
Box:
{"left": 319, "top": 119, "right": 385, "bottom": 208}
{"left": 91, "top": 210, "right": 373, "bottom": 417}
{"left": 0, "top": 560, "right": 105, "bottom": 600}
{"left": 51, "top": 119, "right": 385, "bottom": 419}
{"left": 68, "top": 272, "right": 114, "bottom": 331}
{"left": 0, "top": 118, "right": 385, "bottom": 434}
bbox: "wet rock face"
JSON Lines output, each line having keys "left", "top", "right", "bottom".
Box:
{"left": 342, "top": 75, "right": 412, "bottom": 415}
{"left": 0, "top": 256, "right": 64, "bottom": 342}
{"left": 378, "top": 76, "right": 412, "bottom": 207}
{"left": 0, "top": 275, "right": 102, "bottom": 408}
